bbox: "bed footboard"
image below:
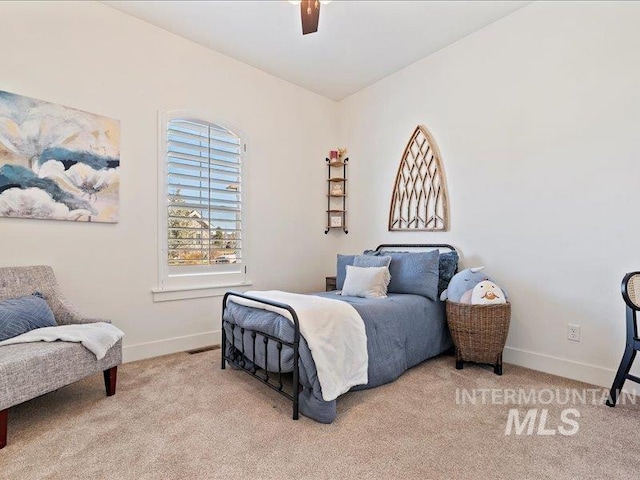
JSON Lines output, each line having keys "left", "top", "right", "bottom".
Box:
{"left": 221, "top": 291, "right": 301, "bottom": 420}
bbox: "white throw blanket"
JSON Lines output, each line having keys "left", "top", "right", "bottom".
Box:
{"left": 0, "top": 322, "right": 124, "bottom": 360}
{"left": 229, "top": 290, "right": 368, "bottom": 401}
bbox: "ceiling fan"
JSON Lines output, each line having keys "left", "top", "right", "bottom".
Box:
{"left": 289, "top": 0, "right": 331, "bottom": 35}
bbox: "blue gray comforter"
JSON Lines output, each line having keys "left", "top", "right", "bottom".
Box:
{"left": 223, "top": 291, "right": 451, "bottom": 423}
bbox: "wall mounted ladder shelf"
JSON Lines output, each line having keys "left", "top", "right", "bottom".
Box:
{"left": 325, "top": 156, "right": 348, "bottom": 234}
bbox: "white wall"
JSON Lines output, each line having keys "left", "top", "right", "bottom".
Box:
{"left": 0, "top": 1, "right": 338, "bottom": 361}
{"left": 337, "top": 1, "right": 640, "bottom": 387}
{"left": 3, "top": 1, "right": 638, "bottom": 387}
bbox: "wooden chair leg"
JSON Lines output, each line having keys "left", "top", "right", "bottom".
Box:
{"left": 607, "top": 348, "right": 636, "bottom": 407}
{"left": 103, "top": 366, "right": 118, "bottom": 397}
{"left": 0, "top": 408, "right": 7, "bottom": 449}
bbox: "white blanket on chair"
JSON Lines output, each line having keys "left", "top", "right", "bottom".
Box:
{"left": 0, "top": 322, "right": 124, "bottom": 360}
{"left": 229, "top": 290, "right": 368, "bottom": 401}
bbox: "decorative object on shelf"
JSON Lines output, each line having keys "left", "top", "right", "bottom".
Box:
{"left": 329, "top": 214, "right": 343, "bottom": 227}
{"left": 325, "top": 150, "right": 348, "bottom": 234}
{"left": 389, "top": 125, "right": 449, "bottom": 231}
{"left": 330, "top": 183, "right": 344, "bottom": 196}
{"left": 0, "top": 90, "right": 120, "bottom": 223}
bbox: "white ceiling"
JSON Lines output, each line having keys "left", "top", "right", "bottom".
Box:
{"left": 103, "top": 1, "right": 530, "bottom": 101}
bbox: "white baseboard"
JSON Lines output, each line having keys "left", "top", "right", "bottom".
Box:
{"left": 504, "top": 346, "right": 616, "bottom": 388}
{"left": 123, "top": 330, "right": 221, "bottom": 363}
{"left": 122, "top": 333, "right": 636, "bottom": 394}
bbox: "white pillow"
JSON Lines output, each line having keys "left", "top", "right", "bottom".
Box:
{"left": 341, "top": 265, "right": 390, "bottom": 299}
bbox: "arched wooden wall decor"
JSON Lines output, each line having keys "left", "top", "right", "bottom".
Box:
{"left": 389, "top": 125, "right": 449, "bottom": 231}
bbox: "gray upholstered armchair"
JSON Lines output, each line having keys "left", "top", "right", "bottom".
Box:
{"left": 0, "top": 266, "right": 122, "bottom": 449}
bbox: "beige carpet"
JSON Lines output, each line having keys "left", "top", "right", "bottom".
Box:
{"left": 1, "top": 351, "right": 637, "bottom": 479}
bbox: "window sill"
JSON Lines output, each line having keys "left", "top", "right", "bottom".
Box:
{"left": 152, "top": 281, "right": 253, "bottom": 303}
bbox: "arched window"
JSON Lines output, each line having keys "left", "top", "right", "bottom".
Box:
{"left": 158, "top": 112, "right": 246, "bottom": 293}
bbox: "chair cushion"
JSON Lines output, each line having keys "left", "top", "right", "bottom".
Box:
{"left": 0, "top": 294, "right": 57, "bottom": 342}
{"left": 0, "top": 339, "right": 122, "bottom": 410}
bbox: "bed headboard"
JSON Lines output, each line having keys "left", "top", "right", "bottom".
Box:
{"left": 375, "top": 244, "right": 457, "bottom": 254}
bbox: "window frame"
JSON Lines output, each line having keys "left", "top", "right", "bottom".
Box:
{"left": 156, "top": 110, "right": 249, "bottom": 296}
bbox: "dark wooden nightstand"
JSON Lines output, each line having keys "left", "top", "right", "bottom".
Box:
{"left": 325, "top": 276, "right": 337, "bottom": 291}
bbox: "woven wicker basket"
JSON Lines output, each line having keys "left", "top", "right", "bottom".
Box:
{"left": 446, "top": 301, "right": 511, "bottom": 375}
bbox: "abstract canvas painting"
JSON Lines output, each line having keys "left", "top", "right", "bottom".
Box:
{"left": 0, "top": 90, "right": 120, "bottom": 223}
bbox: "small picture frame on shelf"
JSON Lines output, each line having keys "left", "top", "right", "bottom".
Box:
{"left": 329, "top": 150, "right": 339, "bottom": 164}
{"left": 330, "top": 214, "right": 343, "bottom": 228}
{"left": 330, "top": 183, "right": 344, "bottom": 195}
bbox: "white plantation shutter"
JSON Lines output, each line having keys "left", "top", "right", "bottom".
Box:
{"left": 166, "top": 118, "right": 243, "bottom": 273}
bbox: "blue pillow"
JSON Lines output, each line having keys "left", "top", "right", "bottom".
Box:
{"left": 353, "top": 255, "right": 391, "bottom": 269}
{"left": 354, "top": 254, "right": 392, "bottom": 286}
{"left": 384, "top": 250, "right": 440, "bottom": 300}
{"left": 336, "top": 254, "right": 356, "bottom": 290}
{"left": 0, "top": 293, "right": 57, "bottom": 342}
{"left": 366, "top": 248, "right": 458, "bottom": 297}
{"left": 438, "top": 251, "right": 459, "bottom": 296}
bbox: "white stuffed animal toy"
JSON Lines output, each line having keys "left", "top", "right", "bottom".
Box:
{"left": 470, "top": 280, "right": 507, "bottom": 305}
{"left": 440, "top": 267, "right": 491, "bottom": 302}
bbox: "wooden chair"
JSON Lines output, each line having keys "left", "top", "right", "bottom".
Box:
{"left": 607, "top": 272, "right": 640, "bottom": 407}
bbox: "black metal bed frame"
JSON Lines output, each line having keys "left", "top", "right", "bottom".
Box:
{"left": 221, "top": 243, "right": 457, "bottom": 421}
{"left": 222, "top": 292, "right": 301, "bottom": 419}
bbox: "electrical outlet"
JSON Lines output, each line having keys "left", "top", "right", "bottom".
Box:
{"left": 567, "top": 324, "right": 581, "bottom": 342}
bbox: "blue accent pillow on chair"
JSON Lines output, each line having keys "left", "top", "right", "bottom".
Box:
{"left": 0, "top": 293, "right": 57, "bottom": 342}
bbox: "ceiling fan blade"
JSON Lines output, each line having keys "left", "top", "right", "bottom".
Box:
{"left": 301, "top": 0, "right": 320, "bottom": 35}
